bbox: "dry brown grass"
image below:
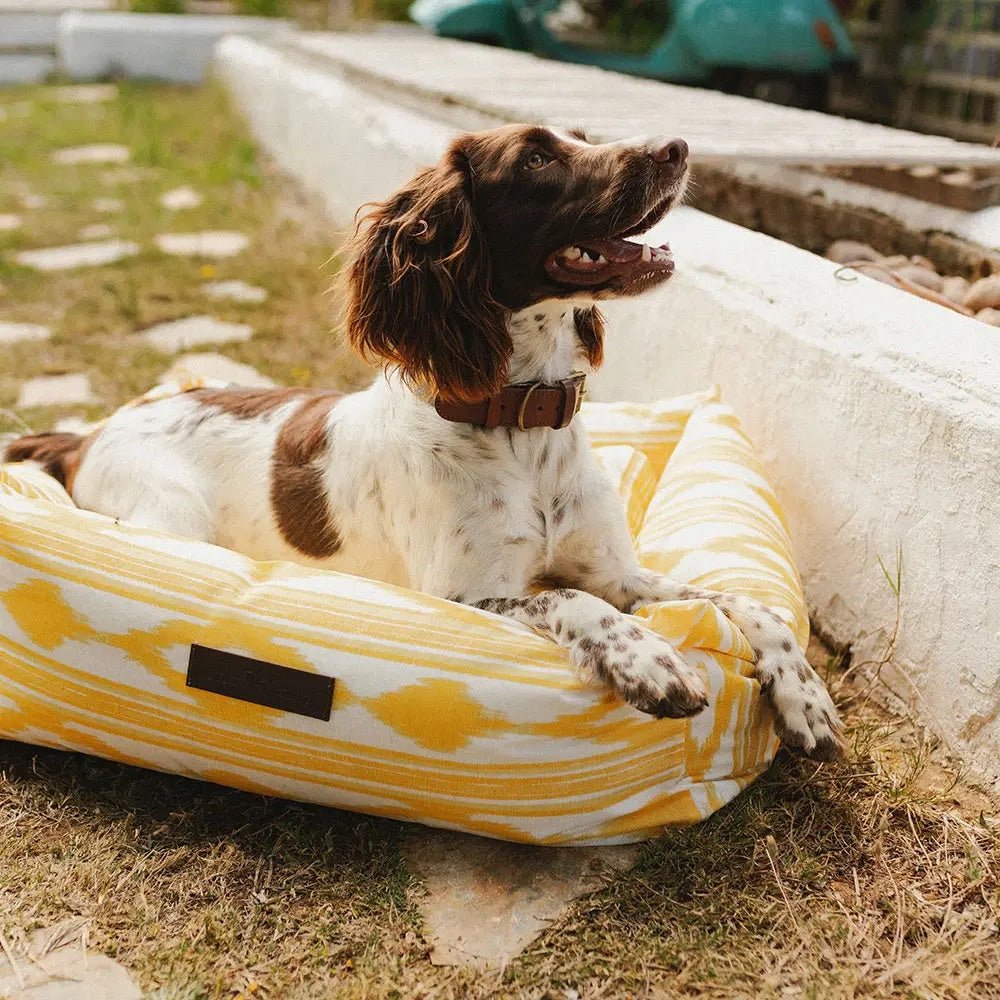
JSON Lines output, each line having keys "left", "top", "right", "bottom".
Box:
{"left": 1, "top": 83, "right": 998, "bottom": 1000}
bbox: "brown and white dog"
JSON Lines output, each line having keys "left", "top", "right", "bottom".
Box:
{"left": 5, "top": 125, "right": 842, "bottom": 758}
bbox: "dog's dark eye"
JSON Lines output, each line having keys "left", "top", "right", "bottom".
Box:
{"left": 524, "top": 150, "right": 550, "bottom": 170}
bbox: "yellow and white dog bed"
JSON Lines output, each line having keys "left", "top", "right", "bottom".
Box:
{"left": 0, "top": 386, "right": 806, "bottom": 845}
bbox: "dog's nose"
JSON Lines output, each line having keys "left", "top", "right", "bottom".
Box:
{"left": 648, "top": 137, "right": 689, "bottom": 178}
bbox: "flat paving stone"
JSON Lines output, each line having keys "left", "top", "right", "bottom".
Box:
{"left": 92, "top": 197, "right": 123, "bottom": 213}
{"left": 0, "top": 322, "right": 50, "bottom": 345}
{"left": 160, "top": 186, "right": 203, "bottom": 210}
{"left": 141, "top": 315, "right": 253, "bottom": 352}
{"left": 100, "top": 167, "right": 146, "bottom": 185}
{"left": 0, "top": 213, "right": 21, "bottom": 231}
{"left": 202, "top": 279, "right": 268, "bottom": 304}
{"left": 17, "top": 373, "right": 95, "bottom": 409}
{"left": 52, "top": 143, "right": 130, "bottom": 166}
{"left": 53, "top": 83, "right": 118, "bottom": 104}
{"left": 404, "top": 830, "right": 639, "bottom": 967}
{"left": 78, "top": 223, "right": 114, "bottom": 240}
{"left": 155, "top": 231, "right": 249, "bottom": 258}
{"left": 53, "top": 415, "right": 100, "bottom": 435}
{"left": 15, "top": 239, "right": 139, "bottom": 271}
{"left": 0, "top": 919, "right": 140, "bottom": 1000}
{"left": 162, "top": 351, "right": 274, "bottom": 387}
{"left": 20, "top": 193, "right": 47, "bottom": 210}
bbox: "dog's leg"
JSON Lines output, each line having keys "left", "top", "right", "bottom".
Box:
{"left": 474, "top": 589, "right": 708, "bottom": 719}
{"left": 553, "top": 472, "right": 844, "bottom": 759}
{"left": 412, "top": 527, "right": 707, "bottom": 719}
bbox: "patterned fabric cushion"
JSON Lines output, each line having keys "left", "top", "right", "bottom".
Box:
{"left": 0, "top": 386, "right": 806, "bottom": 845}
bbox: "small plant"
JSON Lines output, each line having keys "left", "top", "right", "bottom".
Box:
{"left": 128, "top": 0, "right": 185, "bottom": 12}
{"left": 237, "top": 0, "right": 287, "bottom": 15}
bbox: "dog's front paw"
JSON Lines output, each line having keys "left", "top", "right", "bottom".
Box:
{"left": 706, "top": 594, "right": 845, "bottom": 760}
{"left": 756, "top": 635, "right": 844, "bottom": 761}
{"left": 569, "top": 615, "right": 708, "bottom": 719}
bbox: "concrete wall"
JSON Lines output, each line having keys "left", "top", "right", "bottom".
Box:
{"left": 216, "top": 35, "right": 1000, "bottom": 790}
{"left": 59, "top": 11, "right": 290, "bottom": 83}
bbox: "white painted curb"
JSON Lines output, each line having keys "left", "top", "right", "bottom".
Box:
{"left": 58, "top": 11, "right": 291, "bottom": 84}
{"left": 216, "top": 34, "right": 1000, "bottom": 790}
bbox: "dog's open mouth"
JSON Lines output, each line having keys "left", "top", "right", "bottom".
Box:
{"left": 543, "top": 193, "right": 678, "bottom": 289}
{"left": 545, "top": 237, "right": 673, "bottom": 288}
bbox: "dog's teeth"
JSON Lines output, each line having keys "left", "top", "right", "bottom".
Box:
{"left": 595, "top": 254, "right": 607, "bottom": 264}
{"left": 564, "top": 246, "right": 582, "bottom": 260}
{"left": 641, "top": 243, "right": 651, "bottom": 263}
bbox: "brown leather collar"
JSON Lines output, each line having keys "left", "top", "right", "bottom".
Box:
{"left": 434, "top": 373, "right": 586, "bottom": 430}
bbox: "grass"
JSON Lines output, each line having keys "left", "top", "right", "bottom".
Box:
{"left": 2, "top": 83, "right": 999, "bottom": 999}
{"left": 0, "top": 81, "right": 369, "bottom": 441}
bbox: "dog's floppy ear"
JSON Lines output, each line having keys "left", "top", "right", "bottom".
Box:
{"left": 343, "top": 140, "right": 511, "bottom": 404}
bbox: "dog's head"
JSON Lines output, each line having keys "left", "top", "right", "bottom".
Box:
{"left": 344, "top": 124, "right": 688, "bottom": 402}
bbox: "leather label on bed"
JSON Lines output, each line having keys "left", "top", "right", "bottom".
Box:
{"left": 186, "top": 645, "right": 334, "bottom": 721}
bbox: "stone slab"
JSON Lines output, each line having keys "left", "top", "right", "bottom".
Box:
{"left": 0, "top": 213, "right": 21, "bottom": 231}
{"left": 160, "top": 186, "right": 202, "bottom": 210}
{"left": 161, "top": 351, "right": 274, "bottom": 387}
{"left": 92, "top": 197, "right": 122, "bottom": 212}
{"left": 405, "top": 831, "right": 638, "bottom": 967}
{"left": 0, "top": 321, "right": 50, "bottom": 345}
{"left": 58, "top": 10, "right": 292, "bottom": 84}
{"left": 0, "top": 919, "right": 140, "bottom": 1000}
{"left": 141, "top": 315, "right": 253, "bottom": 352}
{"left": 155, "top": 231, "right": 249, "bottom": 258}
{"left": 52, "top": 143, "right": 130, "bottom": 165}
{"left": 52, "top": 82, "right": 116, "bottom": 103}
{"left": 14, "top": 239, "right": 139, "bottom": 271}
{"left": 16, "top": 373, "right": 94, "bottom": 408}
{"left": 78, "top": 223, "right": 114, "bottom": 240}
{"left": 202, "top": 279, "right": 267, "bottom": 303}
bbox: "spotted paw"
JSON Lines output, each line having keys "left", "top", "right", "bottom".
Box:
{"left": 763, "top": 653, "right": 845, "bottom": 761}
{"left": 568, "top": 616, "right": 708, "bottom": 719}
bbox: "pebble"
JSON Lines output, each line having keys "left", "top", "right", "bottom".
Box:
{"left": 141, "top": 315, "right": 254, "bottom": 352}
{"left": 202, "top": 279, "right": 268, "bottom": 304}
{"left": 826, "top": 239, "right": 880, "bottom": 265}
{"left": 155, "top": 231, "right": 249, "bottom": 259}
{"left": 52, "top": 144, "right": 131, "bottom": 166}
{"left": 894, "top": 265, "right": 943, "bottom": 293}
{"left": 964, "top": 274, "right": 1000, "bottom": 312}
{"left": 940, "top": 276, "right": 970, "bottom": 305}
{"left": 15, "top": 240, "right": 140, "bottom": 271}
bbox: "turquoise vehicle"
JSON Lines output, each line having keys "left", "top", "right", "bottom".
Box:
{"left": 409, "top": 0, "right": 856, "bottom": 107}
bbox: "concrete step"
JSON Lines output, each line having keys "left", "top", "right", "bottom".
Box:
{"left": 216, "top": 31, "right": 1000, "bottom": 793}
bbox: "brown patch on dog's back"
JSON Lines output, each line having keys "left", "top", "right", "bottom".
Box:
{"left": 4, "top": 431, "right": 97, "bottom": 495}
{"left": 270, "top": 392, "right": 344, "bottom": 559}
{"left": 188, "top": 386, "right": 318, "bottom": 419}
